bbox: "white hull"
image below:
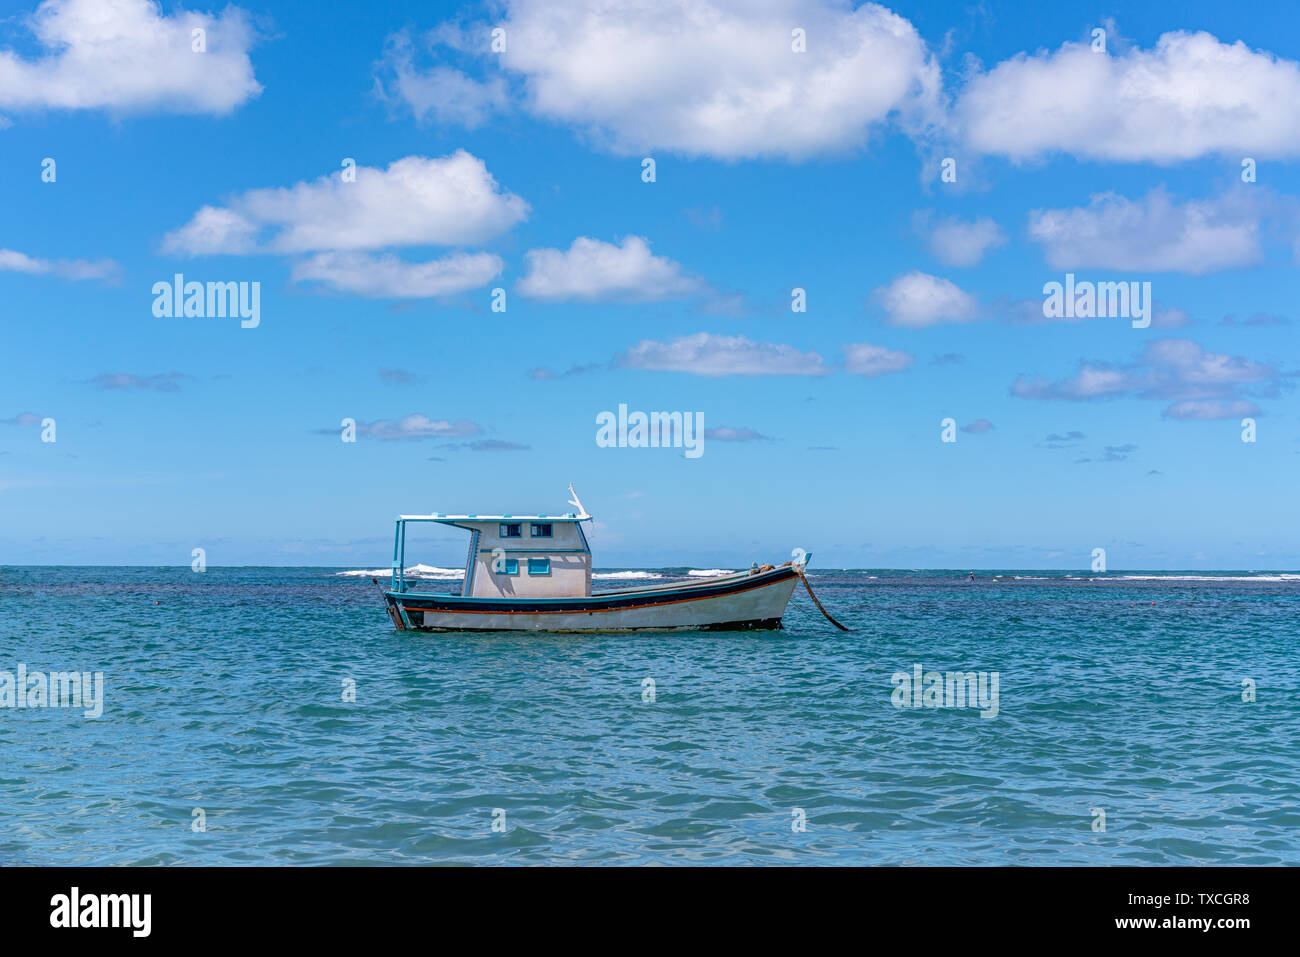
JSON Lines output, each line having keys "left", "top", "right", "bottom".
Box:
{"left": 389, "top": 568, "right": 799, "bottom": 633}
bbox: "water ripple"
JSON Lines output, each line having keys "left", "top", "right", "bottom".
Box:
{"left": 0, "top": 566, "right": 1296, "bottom": 864}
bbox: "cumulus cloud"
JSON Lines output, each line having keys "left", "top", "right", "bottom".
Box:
{"left": 375, "top": 29, "right": 508, "bottom": 128}
{"left": 1100, "top": 443, "right": 1137, "bottom": 462}
{"left": 1221, "top": 312, "right": 1291, "bottom": 327}
{"left": 1163, "top": 399, "right": 1260, "bottom": 420}
{"left": 0, "top": 0, "right": 261, "bottom": 116}
{"left": 291, "top": 251, "right": 503, "bottom": 298}
{"left": 1027, "top": 188, "right": 1267, "bottom": 274}
{"left": 842, "top": 342, "right": 914, "bottom": 377}
{"left": 1014, "top": 366, "right": 1131, "bottom": 401}
{"left": 916, "top": 213, "right": 1006, "bottom": 266}
{"left": 87, "top": 372, "right": 190, "bottom": 392}
{"left": 1138, "top": 339, "right": 1275, "bottom": 396}
{"left": 873, "top": 271, "right": 978, "bottom": 327}
{"left": 528, "top": 362, "right": 607, "bottom": 381}
{"left": 0, "top": 248, "right": 118, "bottom": 282}
{"left": 704, "top": 426, "right": 772, "bottom": 442}
{"left": 326, "top": 415, "right": 484, "bottom": 441}
{"left": 1012, "top": 338, "right": 1280, "bottom": 418}
{"left": 442, "top": 439, "right": 530, "bottom": 451}
{"left": 2, "top": 412, "right": 44, "bottom": 426}
{"left": 618, "top": 333, "right": 828, "bottom": 376}
{"left": 162, "top": 151, "right": 524, "bottom": 299}
{"left": 164, "top": 151, "right": 527, "bottom": 255}
{"left": 1151, "top": 307, "right": 1191, "bottom": 329}
{"left": 380, "top": 0, "right": 941, "bottom": 161}
{"left": 956, "top": 29, "right": 1300, "bottom": 163}
{"left": 517, "top": 236, "right": 703, "bottom": 303}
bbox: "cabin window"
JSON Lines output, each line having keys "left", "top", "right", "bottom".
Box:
{"left": 500, "top": 523, "right": 522, "bottom": 538}
{"left": 530, "top": 523, "right": 553, "bottom": 538}
{"left": 527, "top": 558, "right": 551, "bottom": 575}
{"left": 496, "top": 558, "right": 518, "bottom": 575}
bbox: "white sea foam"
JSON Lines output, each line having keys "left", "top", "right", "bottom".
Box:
{"left": 592, "top": 570, "right": 665, "bottom": 580}
{"left": 687, "top": 569, "right": 734, "bottom": 577}
{"left": 335, "top": 564, "right": 462, "bottom": 579}
{"left": 1014, "top": 573, "right": 1300, "bottom": 583}
{"left": 1110, "top": 574, "right": 1300, "bottom": 582}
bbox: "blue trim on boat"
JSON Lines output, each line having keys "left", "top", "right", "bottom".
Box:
{"left": 463, "top": 528, "right": 480, "bottom": 594}
{"left": 478, "top": 547, "right": 587, "bottom": 554}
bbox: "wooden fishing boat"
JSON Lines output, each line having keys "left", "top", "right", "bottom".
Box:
{"left": 375, "top": 486, "right": 815, "bottom": 633}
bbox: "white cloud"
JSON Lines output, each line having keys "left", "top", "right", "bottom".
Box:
{"left": 2, "top": 412, "right": 44, "bottom": 426}
{"left": 1163, "top": 399, "right": 1260, "bottom": 420}
{"left": 88, "top": 372, "right": 190, "bottom": 392}
{"left": 443, "top": 439, "right": 530, "bottom": 452}
{"left": 873, "top": 271, "right": 978, "bottom": 327}
{"left": 0, "top": 0, "right": 261, "bottom": 116}
{"left": 956, "top": 30, "right": 1300, "bottom": 162}
{"left": 704, "top": 426, "right": 771, "bottom": 441}
{"left": 1028, "top": 189, "right": 1265, "bottom": 274}
{"left": 1139, "top": 338, "right": 1274, "bottom": 396}
{"left": 1012, "top": 338, "right": 1280, "bottom": 418}
{"left": 517, "top": 236, "right": 702, "bottom": 302}
{"left": 618, "top": 333, "right": 828, "bottom": 376}
{"left": 161, "top": 152, "right": 526, "bottom": 301}
{"left": 163, "top": 151, "right": 528, "bottom": 255}
{"left": 291, "top": 251, "right": 503, "bottom": 298}
{"left": 842, "top": 342, "right": 914, "bottom": 377}
{"left": 386, "top": 0, "right": 941, "bottom": 160}
{"left": 376, "top": 30, "right": 508, "bottom": 129}
{"left": 1151, "top": 307, "right": 1191, "bottom": 329}
{"left": 0, "top": 248, "right": 118, "bottom": 281}
{"left": 1013, "top": 365, "right": 1132, "bottom": 401}
{"left": 346, "top": 414, "right": 483, "bottom": 440}
{"left": 919, "top": 214, "right": 1006, "bottom": 266}
{"left": 161, "top": 207, "right": 261, "bottom": 257}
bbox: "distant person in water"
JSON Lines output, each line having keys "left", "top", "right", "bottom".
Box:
{"left": 969, "top": 571, "right": 975, "bottom": 581}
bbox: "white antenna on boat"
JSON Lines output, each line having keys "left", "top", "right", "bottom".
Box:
{"left": 567, "top": 482, "right": 591, "bottom": 520}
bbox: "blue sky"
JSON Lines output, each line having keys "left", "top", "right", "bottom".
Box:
{"left": 1, "top": 0, "right": 1298, "bottom": 569}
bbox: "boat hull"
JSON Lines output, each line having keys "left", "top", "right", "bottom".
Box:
{"left": 384, "top": 566, "right": 799, "bottom": 633}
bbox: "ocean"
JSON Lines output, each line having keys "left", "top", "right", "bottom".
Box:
{"left": 2, "top": 566, "right": 1296, "bottom": 865}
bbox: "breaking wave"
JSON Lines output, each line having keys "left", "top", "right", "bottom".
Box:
{"left": 335, "top": 564, "right": 462, "bottom": 579}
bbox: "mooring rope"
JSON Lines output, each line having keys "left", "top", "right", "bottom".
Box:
{"left": 794, "top": 566, "right": 851, "bottom": 631}
{"left": 373, "top": 577, "right": 406, "bottom": 631}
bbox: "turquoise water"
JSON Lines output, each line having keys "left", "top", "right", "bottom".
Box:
{"left": 2, "top": 566, "right": 1297, "bottom": 865}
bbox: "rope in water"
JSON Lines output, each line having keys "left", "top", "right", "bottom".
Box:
{"left": 373, "top": 577, "right": 406, "bottom": 631}
{"left": 794, "top": 567, "right": 851, "bottom": 631}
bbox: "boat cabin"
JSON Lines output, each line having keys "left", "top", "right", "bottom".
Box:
{"left": 392, "top": 487, "right": 593, "bottom": 599}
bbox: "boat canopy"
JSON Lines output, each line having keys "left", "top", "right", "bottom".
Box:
{"left": 398, "top": 513, "right": 587, "bottom": 523}
{"left": 391, "top": 485, "right": 594, "bottom": 599}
